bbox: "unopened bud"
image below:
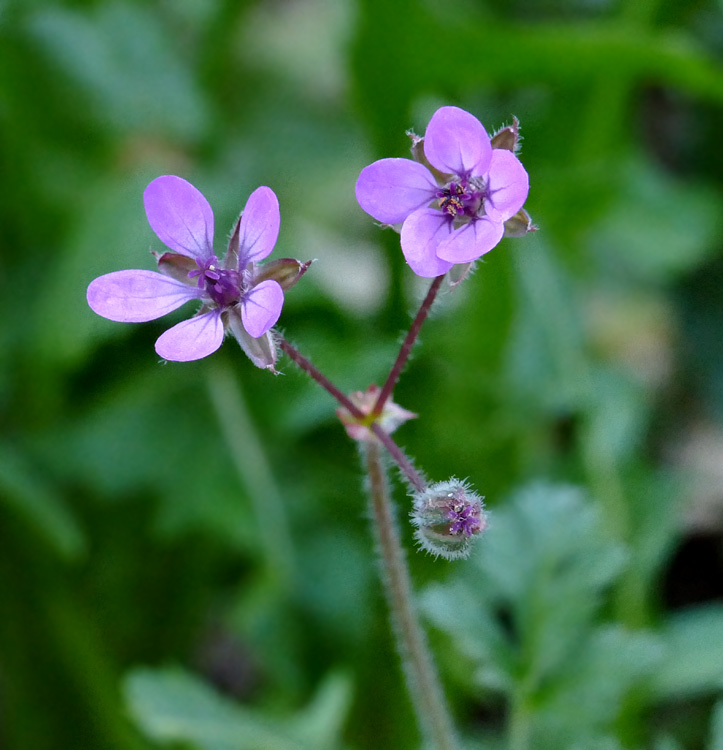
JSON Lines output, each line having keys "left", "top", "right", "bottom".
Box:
{"left": 411, "top": 479, "right": 487, "bottom": 560}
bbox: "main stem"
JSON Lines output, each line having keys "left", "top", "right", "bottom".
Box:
{"left": 372, "top": 274, "right": 445, "bottom": 417}
{"left": 365, "top": 442, "right": 458, "bottom": 750}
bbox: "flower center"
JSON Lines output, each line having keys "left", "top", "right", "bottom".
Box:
{"left": 447, "top": 501, "right": 482, "bottom": 537}
{"left": 436, "top": 181, "right": 483, "bottom": 219}
{"left": 189, "top": 256, "right": 241, "bottom": 308}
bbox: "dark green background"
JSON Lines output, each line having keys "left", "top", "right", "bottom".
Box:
{"left": 1, "top": 0, "right": 722, "bottom": 748}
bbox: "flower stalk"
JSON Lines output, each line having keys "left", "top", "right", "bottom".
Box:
{"left": 278, "top": 337, "right": 366, "bottom": 419}
{"left": 369, "top": 423, "right": 426, "bottom": 493}
{"left": 371, "top": 274, "right": 445, "bottom": 418}
{"left": 365, "top": 442, "right": 459, "bottom": 750}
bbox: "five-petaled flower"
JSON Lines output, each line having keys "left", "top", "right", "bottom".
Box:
{"left": 87, "top": 176, "right": 308, "bottom": 369}
{"left": 355, "top": 106, "right": 530, "bottom": 278}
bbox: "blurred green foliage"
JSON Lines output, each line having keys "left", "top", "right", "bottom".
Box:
{"left": 0, "top": 0, "right": 722, "bottom": 748}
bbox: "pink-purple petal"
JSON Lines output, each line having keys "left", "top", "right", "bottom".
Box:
{"left": 485, "top": 150, "right": 530, "bottom": 222}
{"left": 144, "top": 176, "right": 215, "bottom": 261}
{"left": 241, "top": 279, "right": 284, "bottom": 338}
{"left": 87, "top": 270, "right": 200, "bottom": 322}
{"left": 355, "top": 158, "right": 438, "bottom": 225}
{"left": 423, "top": 106, "right": 492, "bottom": 178}
{"left": 236, "top": 186, "right": 280, "bottom": 267}
{"left": 154, "top": 309, "right": 224, "bottom": 361}
{"left": 436, "top": 218, "right": 505, "bottom": 264}
{"left": 400, "top": 209, "right": 455, "bottom": 278}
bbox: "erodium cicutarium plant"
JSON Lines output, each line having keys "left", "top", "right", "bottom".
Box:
{"left": 87, "top": 105, "right": 533, "bottom": 750}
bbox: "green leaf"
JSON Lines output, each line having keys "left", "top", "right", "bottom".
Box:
{"left": 654, "top": 736, "right": 683, "bottom": 750}
{"left": 505, "top": 238, "right": 588, "bottom": 413}
{"left": 585, "top": 367, "right": 650, "bottom": 466}
{"left": 588, "top": 157, "right": 721, "bottom": 283}
{"left": 651, "top": 605, "right": 723, "bottom": 700}
{"left": 34, "top": 365, "right": 257, "bottom": 549}
{"left": 477, "top": 483, "right": 628, "bottom": 680}
{"left": 567, "top": 737, "right": 624, "bottom": 750}
{"left": 422, "top": 579, "right": 515, "bottom": 693}
{"left": 421, "top": 483, "right": 659, "bottom": 743}
{"left": 124, "top": 667, "right": 351, "bottom": 750}
{"left": 438, "top": 20, "right": 723, "bottom": 103}
{"left": 287, "top": 672, "right": 353, "bottom": 750}
{"left": 422, "top": 483, "right": 629, "bottom": 680}
{"left": 27, "top": 3, "right": 208, "bottom": 140}
{"left": 31, "top": 171, "right": 158, "bottom": 369}
{"left": 710, "top": 700, "right": 723, "bottom": 750}
{"left": 539, "top": 625, "right": 661, "bottom": 742}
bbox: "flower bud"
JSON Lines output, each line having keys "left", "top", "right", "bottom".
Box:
{"left": 411, "top": 479, "right": 487, "bottom": 560}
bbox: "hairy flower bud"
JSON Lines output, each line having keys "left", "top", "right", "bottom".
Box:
{"left": 411, "top": 479, "right": 487, "bottom": 560}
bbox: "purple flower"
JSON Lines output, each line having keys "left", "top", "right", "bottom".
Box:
{"left": 87, "top": 176, "right": 307, "bottom": 368}
{"left": 355, "top": 106, "right": 530, "bottom": 278}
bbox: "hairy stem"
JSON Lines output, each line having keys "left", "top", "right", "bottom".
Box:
{"left": 365, "top": 442, "right": 458, "bottom": 750}
{"left": 372, "top": 275, "right": 445, "bottom": 417}
{"left": 370, "top": 423, "right": 426, "bottom": 493}
{"left": 278, "top": 337, "right": 365, "bottom": 419}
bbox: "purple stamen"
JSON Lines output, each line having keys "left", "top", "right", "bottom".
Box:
{"left": 437, "top": 180, "right": 484, "bottom": 219}
{"left": 447, "top": 502, "right": 482, "bottom": 537}
{"left": 190, "top": 255, "right": 242, "bottom": 307}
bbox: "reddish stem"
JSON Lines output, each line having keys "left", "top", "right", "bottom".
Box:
{"left": 371, "top": 274, "right": 445, "bottom": 417}
{"left": 370, "top": 423, "right": 426, "bottom": 493}
{"left": 279, "top": 338, "right": 365, "bottom": 420}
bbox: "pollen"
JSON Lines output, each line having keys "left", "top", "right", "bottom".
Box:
{"left": 437, "top": 182, "right": 468, "bottom": 217}
{"left": 439, "top": 195, "right": 465, "bottom": 217}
